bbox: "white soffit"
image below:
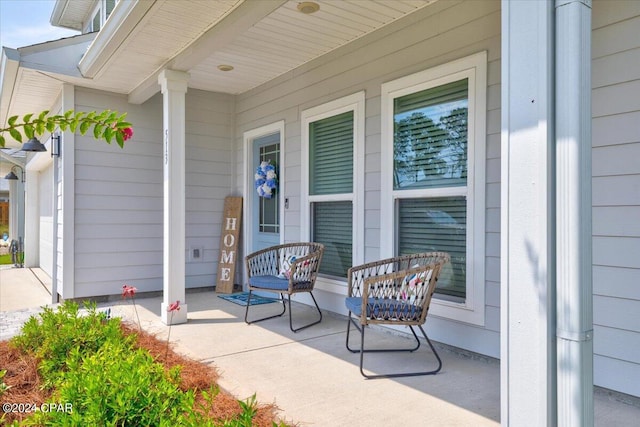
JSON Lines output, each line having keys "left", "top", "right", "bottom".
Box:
{"left": 189, "top": 0, "right": 438, "bottom": 94}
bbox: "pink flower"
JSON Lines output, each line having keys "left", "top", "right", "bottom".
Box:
{"left": 167, "top": 300, "right": 181, "bottom": 312}
{"left": 122, "top": 284, "right": 137, "bottom": 299}
{"left": 121, "top": 127, "right": 133, "bottom": 141}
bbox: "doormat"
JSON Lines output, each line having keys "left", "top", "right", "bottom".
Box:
{"left": 217, "top": 292, "right": 278, "bottom": 306}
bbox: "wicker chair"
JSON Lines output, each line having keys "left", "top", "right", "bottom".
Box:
{"left": 345, "top": 252, "right": 450, "bottom": 378}
{"left": 245, "top": 242, "right": 324, "bottom": 332}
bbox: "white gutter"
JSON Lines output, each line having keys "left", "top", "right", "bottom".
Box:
{"left": 555, "top": 0, "right": 593, "bottom": 425}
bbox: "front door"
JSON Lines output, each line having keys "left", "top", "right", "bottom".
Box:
{"left": 252, "top": 133, "right": 281, "bottom": 252}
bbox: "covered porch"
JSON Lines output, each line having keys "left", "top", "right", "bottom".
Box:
{"left": 2, "top": 0, "right": 639, "bottom": 424}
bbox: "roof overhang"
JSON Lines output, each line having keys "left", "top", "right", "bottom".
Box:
{"left": 2, "top": 0, "right": 439, "bottom": 145}
{"left": 0, "top": 34, "right": 95, "bottom": 148}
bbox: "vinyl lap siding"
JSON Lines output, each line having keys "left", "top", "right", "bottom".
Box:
{"left": 38, "top": 163, "right": 53, "bottom": 277}
{"left": 185, "top": 90, "right": 234, "bottom": 288}
{"left": 235, "top": 0, "right": 501, "bottom": 357}
{"left": 591, "top": 0, "right": 640, "bottom": 397}
{"left": 73, "top": 89, "right": 234, "bottom": 297}
{"left": 73, "top": 90, "right": 163, "bottom": 297}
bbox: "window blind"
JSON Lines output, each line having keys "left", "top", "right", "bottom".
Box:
{"left": 312, "top": 201, "right": 353, "bottom": 278}
{"left": 398, "top": 197, "right": 467, "bottom": 300}
{"left": 309, "top": 111, "right": 354, "bottom": 195}
{"left": 393, "top": 79, "right": 468, "bottom": 190}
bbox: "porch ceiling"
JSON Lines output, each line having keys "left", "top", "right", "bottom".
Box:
{"left": 2, "top": 0, "right": 437, "bottom": 148}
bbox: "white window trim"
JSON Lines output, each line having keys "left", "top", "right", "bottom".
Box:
{"left": 243, "top": 121, "right": 286, "bottom": 259}
{"left": 85, "top": 0, "right": 118, "bottom": 33}
{"left": 301, "top": 92, "right": 365, "bottom": 293}
{"left": 380, "top": 52, "right": 487, "bottom": 326}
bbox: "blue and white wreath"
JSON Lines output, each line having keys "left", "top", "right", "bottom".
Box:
{"left": 254, "top": 160, "right": 278, "bottom": 198}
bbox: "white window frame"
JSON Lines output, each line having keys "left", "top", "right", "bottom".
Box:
{"left": 301, "top": 92, "right": 365, "bottom": 294}
{"left": 84, "top": 0, "right": 119, "bottom": 33}
{"left": 380, "top": 52, "right": 487, "bottom": 326}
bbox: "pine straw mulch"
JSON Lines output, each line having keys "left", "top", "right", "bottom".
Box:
{"left": 0, "top": 322, "right": 289, "bottom": 426}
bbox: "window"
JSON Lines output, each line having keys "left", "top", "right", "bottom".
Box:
{"left": 85, "top": 0, "right": 118, "bottom": 33}
{"left": 258, "top": 141, "right": 280, "bottom": 233}
{"left": 381, "top": 52, "right": 487, "bottom": 325}
{"left": 301, "top": 93, "right": 364, "bottom": 283}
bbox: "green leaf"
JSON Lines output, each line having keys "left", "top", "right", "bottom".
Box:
{"left": 0, "top": 135, "right": 5, "bottom": 147}
{"left": 59, "top": 122, "right": 68, "bottom": 131}
{"left": 104, "top": 126, "right": 114, "bottom": 143}
{"left": 24, "top": 124, "right": 34, "bottom": 139}
{"left": 80, "top": 120, "right": 91, "bottom": 135}
{"left": 70, "top": 119, "right": 79, "bottom": 133}
{"left": 35, "top": 121, "right": 45, "bottom": 135}
{"left": 9, "top": 128, "right": 22, "bottom": 142}
{"left": 108, "top": 111, "right": 118, "bottom": 122}
{"left": 22, "top": 113, "right": 33, "bottom": 123}
{"left": 64, "top": 110, "right": 74, "bottom": 119}
{"left": 116, "top": 121, "right": 132, "bottom": 129}
{"left": 116, "top": 131, "right": 124, "bottom": 148}
{"left": 38, "top": 110, "right": 49, "bottom": 121}
{"left": 93, "top": 124, "right": 103, "bottom": 139}
{"left": 8, "top": 115, "right": 18, "bottom": 126}
{"left": 46, "top": 121, "right": 55, "bottom": 133}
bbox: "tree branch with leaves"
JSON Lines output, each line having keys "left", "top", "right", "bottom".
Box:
{"left": 0, "top": 110, "right": 133, "bottom": 148}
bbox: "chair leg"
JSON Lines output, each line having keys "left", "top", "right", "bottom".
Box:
{"left": 244, "top": 290, "right": 286, "bottom": 325}
{"left": 346, "top": 315, "right": 420, "bottom": 354}
{"left": 287, "top": 292, "right": 323, "bottom": 333}
{"left": 345, "top": 313, "right": 360, "bottom": 353}
{"left": 353, "top": 322, "right": 442, "bottom": 379}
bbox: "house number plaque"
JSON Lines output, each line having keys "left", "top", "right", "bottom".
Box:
{"left": 216, "top": 196, "right": 242, "bottom": 293}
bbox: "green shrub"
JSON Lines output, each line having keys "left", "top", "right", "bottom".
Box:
{"left": 10, "top": 301, "right": 279, "bottom": 426}
{"left": 11, "top": 300, "right": 126, "bottom": 389}
{"left": 25, "top": 339, "right": 192, "bottom": 426}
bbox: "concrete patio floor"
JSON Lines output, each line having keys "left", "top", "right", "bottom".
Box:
{"left": 1, "top": 266, "right": 639, "bottom": 425}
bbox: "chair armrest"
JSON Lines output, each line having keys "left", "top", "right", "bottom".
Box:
{"left": 361, "top": 266, "right": 430, "bottom": 299}
{"left": 288, "top": 251, "right": 322, "bottom": 284}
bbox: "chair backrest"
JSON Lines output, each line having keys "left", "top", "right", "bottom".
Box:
{"left": 246, "top": 242, "right": 324, "bottom": 290}
{"left": 348, "top": 252, "right": 450, "bottom": 325}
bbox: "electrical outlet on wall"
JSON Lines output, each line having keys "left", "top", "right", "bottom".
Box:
{"left": 189, "top": 246, "right": 205, "bottom": 262}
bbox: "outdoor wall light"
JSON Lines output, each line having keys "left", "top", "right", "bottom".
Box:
{"left": 4, "top": 165, "right": 24, "bottom": 182}
{"left": 50, "top": 133, "right": 61, "bottom": 157}
{"left": 21, "top": 137, "right": 47, "bottom": 152}
{"left": 20, "top": 133, "right": 61, "bottom": 157}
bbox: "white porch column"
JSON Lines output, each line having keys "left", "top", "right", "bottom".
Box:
{"left": 158, "top": 69, "right": 189, "bottom": 325}
{"left": 555, "top": 1, "right": 593, "bottom": 426}
{"left": 501, "top": 1, "right": 556, "bottom": 425}
{"left": 8, "top": 179, "right": 24, "bottom": 243}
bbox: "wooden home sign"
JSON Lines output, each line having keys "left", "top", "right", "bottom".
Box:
{"left": 216, "top": 196, "right": 242, "bottom": 294}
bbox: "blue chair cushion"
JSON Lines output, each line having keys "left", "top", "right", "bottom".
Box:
{"left": 345, "top": 297, "right": 422, "bottom": 320}
{"left": 249, "top": 275, "right": 289, "bottom": 290}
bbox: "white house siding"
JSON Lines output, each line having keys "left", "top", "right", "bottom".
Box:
{"left": 73, "top": 89, "right": 164, "bottom": 298}
{"left": 38, "top": 163, "right": 53, "bottom": 277}
{"left": 234, "top": 0, "right": 502, "bottom": 358}
{"left": 72, "top": 88, "right": 234, "bottom": 298}
{"left": 184, "top": 90, "right": 235, "bottom": 288}
{"left": 591, "top": 0, "right": 640, "bottom": 397}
